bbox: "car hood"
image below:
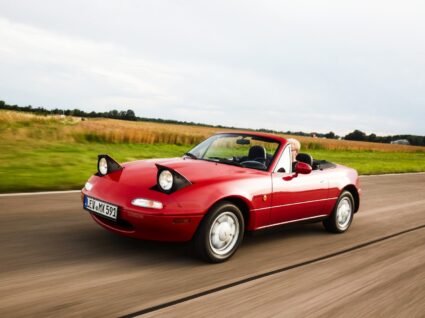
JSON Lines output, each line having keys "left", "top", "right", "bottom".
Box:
{"left": 119, "top": 157, "right": 263, "bottom": 187}
{"left": 86, "top": 157, "right": 271, "bottom": 218}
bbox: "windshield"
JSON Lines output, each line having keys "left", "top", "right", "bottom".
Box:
{"left": 187, "top": 134, "right": 280, "bottom": 171}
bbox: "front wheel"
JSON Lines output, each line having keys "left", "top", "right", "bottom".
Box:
{"left": 323, "top": 191, "right": 354, "bottom": 233}
{"left": 194, "top": 202, "right": 244, "bottom": 263}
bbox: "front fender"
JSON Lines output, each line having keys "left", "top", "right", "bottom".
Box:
{"left": 168, "top": 174, "right": 272, "bottom": 229}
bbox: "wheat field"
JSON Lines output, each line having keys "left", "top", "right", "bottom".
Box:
{"left": 1, "top": 110, "right": 424, "bottom": 152}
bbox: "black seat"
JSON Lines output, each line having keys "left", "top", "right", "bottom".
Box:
{"left": 248, "top": 145, "right": 266, "bottom": 161}
{"left": 296, "top": 153, "right": 313, "bottom": 166}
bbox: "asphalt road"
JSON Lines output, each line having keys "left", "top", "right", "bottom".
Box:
{"left": 0, "top": 173, "right": 424, "bottom": 317}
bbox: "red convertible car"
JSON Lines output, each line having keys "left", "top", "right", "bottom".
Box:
{"left": 82, "top": 132, "right": 361, "bottom": 262}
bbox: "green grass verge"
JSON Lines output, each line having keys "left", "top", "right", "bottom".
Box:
{"left": 0, "top": 141, "right": 189, "bottom": 193}
{"left": 1, "top": 140, "right": 425, "bottom": 193}
{"left": 309, "top": 149, "right": 425, "bottom": 175}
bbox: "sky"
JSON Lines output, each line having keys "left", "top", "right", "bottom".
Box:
{"left": 0, "top": 0, "right": 424, "bottom": 136}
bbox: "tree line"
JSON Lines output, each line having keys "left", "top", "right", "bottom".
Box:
{"left": 0, "top": 100, "right": 138, "bottom": 121}
{"left": 1, "top": 100, "right": 424, "bottom": 146}
{"left": 344, "top": 129, "right": 425, "bottom": 146}
{"left": 0, "top": 100, "right": 227, "bottom": 128}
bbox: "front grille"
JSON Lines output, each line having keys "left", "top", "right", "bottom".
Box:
{"left": 93, "top": 213, "right": 134, "bottom": 231}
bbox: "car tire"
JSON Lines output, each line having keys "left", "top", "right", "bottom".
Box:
{"left": 194, "top": 201, "right": 245, "bottom": 263}
{"left": 323, "top": 191, "right": 354, "bottom": 233}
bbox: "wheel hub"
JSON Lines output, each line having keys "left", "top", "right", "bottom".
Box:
{"left": 209, "top": 212, "right": 240, "bottom": 255}
{"left": 218, "top": 222, "right": 232, "bottom": 241}
{"left": 336, "top": 198, "right": 352, "bottom": 230}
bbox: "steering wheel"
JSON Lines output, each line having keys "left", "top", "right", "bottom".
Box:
{"left": 240, "top": 160, "right": 267, "bottom": 170}
{"left": 250, "top": 157, "right": 267, "bottom": 164}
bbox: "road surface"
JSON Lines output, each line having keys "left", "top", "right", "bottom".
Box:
{"left": 0, "top": 173, "right": 424, "bottom": 317}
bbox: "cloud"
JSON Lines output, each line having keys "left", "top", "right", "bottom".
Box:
{"left": 0, "top": 1, "right": 424, "bottom": 135}
{"left": 0, "top": 18, "right": 178, "bottom": 107}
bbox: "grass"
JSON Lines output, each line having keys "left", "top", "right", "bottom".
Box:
{"left": 0, "top": 140, "right": 188, "bottom": 193}
{"left": 1, "top": 140, "right": 424, "bottom": 193}
{"left": 309, "top": 150, "right": 425, "bottom": 175}
{"left": 1, "top": 110, "right": 424, "bottom": 193}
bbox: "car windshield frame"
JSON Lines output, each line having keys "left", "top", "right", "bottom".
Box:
{"left": 186, "top": 133, "right": 282, "bottom": 171}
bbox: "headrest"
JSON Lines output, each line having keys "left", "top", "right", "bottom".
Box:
{"left": 296, "top": 153, "right": 313, "bottom": 166}
{"left": 248, "top": 145, "right": 266, "bottom": 159}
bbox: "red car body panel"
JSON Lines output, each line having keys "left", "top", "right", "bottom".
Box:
{"left": 81, "top": 131, "right": 361, "bottom": 242}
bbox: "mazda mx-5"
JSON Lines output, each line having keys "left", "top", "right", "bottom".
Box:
{"left": 81, "top": 132, "right": 361, "bottom": 262}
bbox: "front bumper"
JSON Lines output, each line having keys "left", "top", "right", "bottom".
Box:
{"left": 81, "top": 191, "right": 203, "bottom": 242}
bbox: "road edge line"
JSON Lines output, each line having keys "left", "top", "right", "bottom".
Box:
{"left": 360, "top": 172, "right": 425, "bottom": 177}
{"left": 0, "top": 190, "right": 82, "bottom": 197}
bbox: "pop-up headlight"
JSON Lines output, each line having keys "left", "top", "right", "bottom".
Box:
{"left": 97, "top": 155, "right": 123, "bottom": 176}
{"left": 156, "top": 164, "right": 191, "bottom": 194}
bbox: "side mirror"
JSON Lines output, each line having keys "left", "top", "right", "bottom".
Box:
{"left": 295, "top": 162, "right": 312, "bottom": 174}
{"left": 282, "top": 162, "right": 312, "bottom": 181}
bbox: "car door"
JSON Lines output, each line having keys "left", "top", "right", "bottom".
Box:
{"left": 270, "top": 145, "right": 329, "bottom": 225}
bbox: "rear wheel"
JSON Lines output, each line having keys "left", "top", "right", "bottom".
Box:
{"left": 323, "top": 191, "right": 354, "bottom": 233}
{"left": 194, "top": 202, "right": 244, "bottom": 263}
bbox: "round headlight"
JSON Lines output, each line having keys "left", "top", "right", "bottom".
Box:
{"left": 98, "top": 157, "right": 108, "bottom": 175}
{"left": 158, "top": 170, "right": 173, "bottom": 191}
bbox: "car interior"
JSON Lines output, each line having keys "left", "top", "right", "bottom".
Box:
{"left": 296, "top": 153, "right": 337, "bottom": 171}
{"left": 237, "top": 148, "right": 337, "bottom": 172}
{"left": 236, "top": 145, "right": 273, "bottom": 170}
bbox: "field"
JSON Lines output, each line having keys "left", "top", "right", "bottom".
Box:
{"left": 1, "top": 110, "right": 425, "bottom": 193}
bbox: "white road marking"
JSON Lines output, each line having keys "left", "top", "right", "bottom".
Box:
{"left": 360, "top": 172, "right": 425, "bottom": 177}
{"left": 0, "top": 190, "right": 82, "bottom": 197}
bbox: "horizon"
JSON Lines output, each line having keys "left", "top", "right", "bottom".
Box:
{"left": 2, "top": 100, "right": 423, "bottom": 139}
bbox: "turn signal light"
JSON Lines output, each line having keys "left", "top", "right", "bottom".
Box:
{"left": 131, "top": 198, "right": 163, "bottom": 209}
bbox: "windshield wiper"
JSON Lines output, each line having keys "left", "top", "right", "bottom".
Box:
{"left": 184, "top": 152, "right": 198, "bottom": 159}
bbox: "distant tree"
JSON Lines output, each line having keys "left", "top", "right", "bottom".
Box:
{"left": 368, "top": 133, "right": 377, "bottom": 142}
{"left": 72, "top": 109, "right": 84, "bottom": 117}
{"left": 117, "top": 110, "right": 125, "bottom": 119}
{"left": 382, "top": 136, "right": 392, "bottom": 143}
{"left": 407, "top": 135, "right": 425, "bottom": 146}
{"left": 125, "top": 109, "right": 136, "bottom": 120}
{"left": 110, "top": 110, "right": 119, "bottom": 118}
{"left": 325, "top": 131, "right": 336, "bottom": 139}
{"left": 345, "top": 130, "right": 367, "bottom": 141}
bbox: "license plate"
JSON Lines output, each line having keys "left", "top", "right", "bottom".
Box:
{"left": 84, "top": 196, "right": 118, "bottom": 221}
